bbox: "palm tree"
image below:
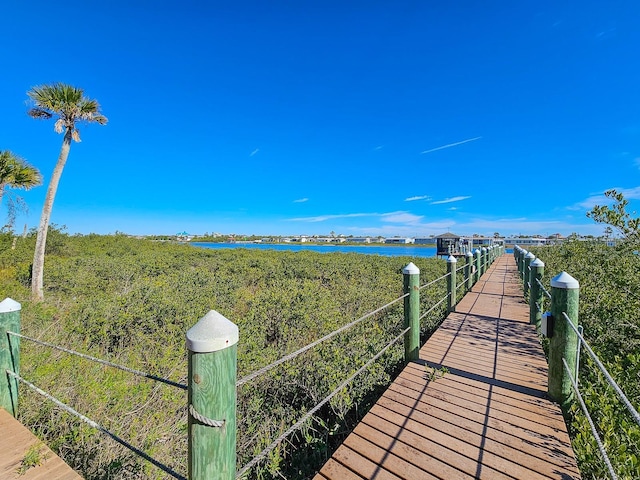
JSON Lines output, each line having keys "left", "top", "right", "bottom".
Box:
{"left": 27, "top": 83, "right": 107, "bottom": 300}
{"left": 0, "top": 151, "right": 42, "bottom": 228}
{"left": 0, "top": 150, "right": 42, "bottom": 206}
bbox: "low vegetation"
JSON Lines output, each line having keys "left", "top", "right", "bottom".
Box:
{"left": 0, "top": 230, "right": 448, "bottom": 479}
{"left": 529, "top": 239, "right": 640, "bottom": 479}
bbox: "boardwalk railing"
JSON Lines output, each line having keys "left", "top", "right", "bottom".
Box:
{"left": 0, "top": 244, "right": 507, "bottom": 479}
{"left": 513, "top": 245, "right": 640, "bottom": 480}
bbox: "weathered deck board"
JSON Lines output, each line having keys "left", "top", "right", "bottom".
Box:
{"left": 0, "top": 408, "right": 82, "bottom": 479}
{"left": 315, "top": 255, "right": 581, "bottom": 479}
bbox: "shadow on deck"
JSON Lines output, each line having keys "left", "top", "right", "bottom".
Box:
{"left": 314, "top": 255, "right": 580, "bottom": 480}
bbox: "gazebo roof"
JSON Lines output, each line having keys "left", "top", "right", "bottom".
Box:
{"left": 435, "top": 232, "right": 461, "bottom": 239}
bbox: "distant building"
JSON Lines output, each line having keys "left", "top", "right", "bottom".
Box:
{"left": 385, "top": 237, "right": 415, "bottom": 244}
{"left": 414, "top": 238, "right": 435, "bottom": 245}
{"left": 503, "top": 237, "right": 548, "bottom": 247}
{"left": 349, "top": 237, "right": 372, "bottom": 243}
{"left": 435, "top": 233, "right": 463, "bottom": 257}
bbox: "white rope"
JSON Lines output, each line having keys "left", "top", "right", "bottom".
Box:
{"left": 418, "top": 271, "right": 450, "bottom": 291}
{"left": 562, "top": 360, "right": 618, "bottom": 480}
{"left": 536, "top": 278, "right": 552, "bottom": 300}
{"left": 6, "top": 370, "right": 186, "bottom": 480}
{"left": 237, "top": 293, "right": 407, "bottom": 387}
{"left": 236, "top": 327, "right": 410, "bottom": 478}
{"left": 189, "top": 404, "right": 224, "bottom": 428}
{"left": 562, "top": 312, "right": 640, "bottom": 428}
{"left": 7, "top": 332, "right": 186, "bottom": 390}
{"left": 419, "top": 294, "right": 448, "bottom": 321}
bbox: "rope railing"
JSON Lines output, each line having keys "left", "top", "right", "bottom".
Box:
{"left": 562, "top": 359, "right": 618, "bottom": 480}
{"left": 6, "top": 370, "right": 186, "bottom": 480}
{"left": 419, "top": 294, "right": 448, "bottom": 321}
{"left": 236, "top": 327, "right": 410, "bottom": 478}
{"left": 237, "top": 292, "right": 408, "bottom": 387}
{"left": 0, "top": 249, "right": 502, "bottom": 479}
{"left": 418, "top": 271, "right": 450, "bottom": 291}
{"left": 562, "top": 312, "right": 640, "bottom": 428}
{"left": 536, "top": 278, "right": 552, "bottom": 300}
{"left": 7, "top": 332, "right": 187, "bottom": 390}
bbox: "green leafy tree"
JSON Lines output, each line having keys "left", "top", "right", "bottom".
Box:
{"left": 586, "top": 189, "right": 640, "bottom": 244}
{"left": 0, "top": 150, "right": 42, "bottom": 228}
{"left": 27, "top": 83, "right": 107, "bottom": 300}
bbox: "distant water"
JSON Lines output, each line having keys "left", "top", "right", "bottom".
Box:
{"left": 191, "top": 242, "right": 438, "bottom": 258}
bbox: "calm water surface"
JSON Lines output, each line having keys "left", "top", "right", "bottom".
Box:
{"left": 192, "top": 242, "right": 438, "bottom": 258}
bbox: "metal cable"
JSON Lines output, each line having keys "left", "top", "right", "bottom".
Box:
{"left": 6, "top": 370, "right": 186, "bottom": 480}
{"left": 535, "top": 278, "right": 552, "bottom": 300}
{"left": 419, "top": 295, "right": 448, "bottom": 321}
{"left": 562, "top": 359, "right": 618, "bottom": 480}
{"left": 7, "top": 332, "right": 187, "bottom": 391}
{"left": 562, "top": 312, "right": 640, "bottom": 428}
{"left": 236, "top": 327, "right": 410, "bottom": 478}
{"left": 455, "top": 263, "right": 466, "bottom": 273}
{"left": 535, "top": 301, "right": 541, "bottom": 313}
{"left": 456, "top": 280, "right": 466, "bottom": 291}
{"left": 526, "top": 281, "right": 531, "bottom": 290}
{"left": 418, "top": 271, "right": 450, "bottom": 291}
{"left": 236, "top": 293, "right": 407, "bottom": 387}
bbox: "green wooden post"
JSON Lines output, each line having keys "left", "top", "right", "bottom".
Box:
{"left": 447, "top": 255, "right": 457, "bottom": 312}
{"left": 474, "top": 249, "right": 481, "bottom": 283}
{"left": 465, "top": 251, "right": 473, "bottom": 291}
{"left": 519, "top": 249, "right": 527, "bottom": 282}
{"left": 0, "top": 298, "right": 20, "bottom": 417}
{"left": 523, "top": 252, "right": 535, "bottom": 298}
{"left": 187, "top": 310, "right": 238, "bottom": 480}
{"left": 403, "top": 262, "right": 420, "bottom": 362}
{"left": 481, "top": 247, "right": 487, "bottom": 276}
{"left": 548, "top": 272, "right": 580, "bottom": 408}
{"left": 529, "top": 258, "right": 544, "bottom": 327}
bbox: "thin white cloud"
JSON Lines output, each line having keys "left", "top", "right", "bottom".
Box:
{"left": 405, "top": 195, "right": 430, "bottom": 202}
{"left": 381, "top": 212, "right": 423, "bottom": 224}
{"left": 286, "top": 213, "right": 375, "bottom": 223}
{"left": 293, "top": 198, "right": 308, "bottom": 203}
{"left": 250, "top": 148, "right": 259, "bottom": 157}
{"left": 373, "top": 145, "right": 384, "bottom": 151}
{"left": 421, "top": 136, "right": 482, "bottom": 155}
{"left": 431, "top": 196, "right": 471, "bottom": 205}
{"left": 574, "top": 186, "right": 640, "bottom": 210}
{"left": 635, "top": 157, "right": 640, "bottom": 169}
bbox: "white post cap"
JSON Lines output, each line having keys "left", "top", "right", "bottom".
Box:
{"left": 447, "top": 255, "right": 457, "bottom": 263}
{"left": 187, "top": 310, "right": 239, "bottom": 353}
{"left": 525, "top": 252, "right": 535, "bottom": 259}
{"left": 403, "top": 262, "right": 420, "bottom": 274}
{"left": 466, "top": 251, "right": 473, "bottom": 257}
{"left": 531, "top": 258, "right": 545, "bottom": 267}
{"left": 551, "top": 271, "right": 579, "bottom": 289}
{"left": 0, "top": 298, "right": 21, "bottom": 313}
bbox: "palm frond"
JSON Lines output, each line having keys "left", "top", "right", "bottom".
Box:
{"left": 54, "top": 118, "right": 65, "bottom": 134}
{"left": 26, "top": 83, "right": 107, "bottom": 130}
{"left": 28, "top": 108, "right": 53, "bottom": 120}
{"left": 0, "top": 150, "right": 42, "bottom": 190}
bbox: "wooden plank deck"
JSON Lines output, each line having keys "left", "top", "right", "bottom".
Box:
{"left": 0, "top": 408, "right": 82, "bottom": 479}
{"left": 315, "top": 255, "right": 581, "bottom": 480}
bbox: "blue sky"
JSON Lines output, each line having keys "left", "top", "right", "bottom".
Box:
{"left": 2, "top": 1, "right": 639, "bottom": 237}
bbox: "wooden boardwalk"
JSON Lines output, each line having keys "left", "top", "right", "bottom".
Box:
{"left": 315, "top": 255, "right": 581, "bottom": 480}
{"left": 0, "top": 408, "right": 82, "bottom": 479}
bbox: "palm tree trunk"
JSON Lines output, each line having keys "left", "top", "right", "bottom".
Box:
{"left": 31, "top": 129, "right": 72, "bottom": 301}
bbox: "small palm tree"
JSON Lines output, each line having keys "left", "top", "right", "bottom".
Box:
{"left": 28, "top": 83, "right": 107, "bottom": 300}
{"left": 0, "top": 150, "right": 42, "bottom": 206}
{"left": 0, "top": 150, "right": 42, "bottom": 228}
